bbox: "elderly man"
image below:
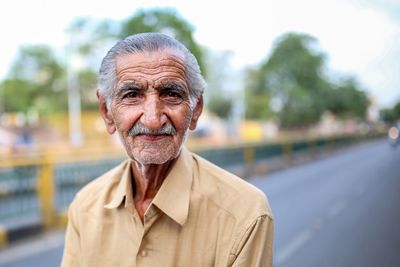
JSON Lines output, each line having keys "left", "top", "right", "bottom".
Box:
{"left": 61, "top": 32, "right": 273, "bottom": 267}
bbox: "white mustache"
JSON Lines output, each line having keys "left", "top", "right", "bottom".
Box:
{"left": 128, "top": 122, "right": 177, "bottom": 136}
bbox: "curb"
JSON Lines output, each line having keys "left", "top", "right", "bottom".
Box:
{"left": 0, "top": 221, "right": 43, "bottom": 248}
{"left": 0, "top": 212, "right": 67, "bottom": 249}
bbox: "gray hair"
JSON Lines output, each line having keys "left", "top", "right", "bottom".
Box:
{"left": 98, "top": 32, "right": 206, "bottom": 109}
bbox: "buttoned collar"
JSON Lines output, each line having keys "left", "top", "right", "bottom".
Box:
{"left": 104, "top": 147, "right": 193, "bottom": 226}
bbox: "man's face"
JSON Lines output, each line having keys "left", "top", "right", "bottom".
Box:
{"left": 99, "top": 50, "right": 202, "bottom": 165}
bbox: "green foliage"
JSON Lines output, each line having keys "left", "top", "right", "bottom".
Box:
{"left": 325, "top": 78, "right": 369, "bottom": 120}
{"left": 203, "top": 50, "right": 236, "bottom": 119}
{"left": 9, "top": 45, "right": 64, "bottom": 85}
{"left": 207, "top": 97, "right": 232, "bottom": 119}
{"left": 380, "top": 101, "right": 400, "bottom": 123}
{"left": 79, "top": 70, "right": 98, "bottom": 110}
{"left": 1, "top": 79, "right": 38, "bottom": 113}
{"left": 394, "top": 102, "right": 400, "bottom": 119}
{"left": 244, "top": 68, "right": 270, "bottom": 120}
{"left": 120, "top": 8, "right": 206, "bottom": 76}
{"left": 245, "top": 33, "right": 329, "bottom": 127}
{"left": 279, "top": 86, "right": 324, "bottom": 127}
{"left": 245, "top": 93, "right": 272, "bottom": 120}
{"left": 66, "top": 17, "right": 119, "bottom": 56}
{"left": 1, "top": 45, "right": 67, "bottom": 115}
{"left": 244, "top": 32, "right": 370, "bottom": 128}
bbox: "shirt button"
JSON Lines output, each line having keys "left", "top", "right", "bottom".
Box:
{"left": 140, "top": 250, "right": 148, "bottom": 257}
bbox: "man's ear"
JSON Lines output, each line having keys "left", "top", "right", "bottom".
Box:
{"left": 189, "top": 95, "right": 203, "bottom": 130}
{"left": 97, "top": 90, "right": 116, "bottom": 134}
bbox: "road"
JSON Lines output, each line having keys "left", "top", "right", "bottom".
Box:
{"left": 0, "top": 139, "right": 399, "bottom": 267}
{"left": 250, "top": 139, "right": 400, "bottom": 266}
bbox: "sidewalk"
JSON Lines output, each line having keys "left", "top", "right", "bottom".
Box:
{"left": 0, "top": 229, "right": 65, "bottom": 267}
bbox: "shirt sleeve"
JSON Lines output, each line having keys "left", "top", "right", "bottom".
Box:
{"left": 61, "top": 199, "right": 81, "bottom": 267}
{"left": 229, "top": 215, "right": 274, "bottom": 267}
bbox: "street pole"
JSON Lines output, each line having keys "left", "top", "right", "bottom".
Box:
{"left": 67, "top": 55, "right": 83, "bottom": 146}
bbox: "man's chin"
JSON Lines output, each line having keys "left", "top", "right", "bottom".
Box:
{"left": 129, "top": 148, "right": 178, "bottom": 166}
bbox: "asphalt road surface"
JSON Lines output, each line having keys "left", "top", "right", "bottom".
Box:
{"left": 0, "top": 138, "right": 399, "bottom": 267}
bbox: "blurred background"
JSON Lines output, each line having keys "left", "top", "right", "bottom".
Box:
{"left": 0, "top": 0, "right": 399, "bottom": 266}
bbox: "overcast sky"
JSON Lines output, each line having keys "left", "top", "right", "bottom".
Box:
{"left": 1, "top": 0, "right": 399, "bottom": 108}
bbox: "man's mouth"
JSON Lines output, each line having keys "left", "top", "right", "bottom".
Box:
{"left": 136, "top": 133, "right": 171, "bottom": 141}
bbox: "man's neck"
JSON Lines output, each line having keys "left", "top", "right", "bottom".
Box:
{"left": 130, "top": 158, "right": 177, "bottom": 221}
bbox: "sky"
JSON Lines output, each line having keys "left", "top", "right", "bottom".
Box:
{"left": 1, "top": 0, "right": 399, "bottom": 108}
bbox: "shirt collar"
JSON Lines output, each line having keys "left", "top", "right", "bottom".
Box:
{"left": 152, "top": 147, "right": 193, "bottom": 226}
{"left": 104, "top": 147, "right": 194, "bottom": 227}
{"left": 104, "top": 160, "right": 131, "bottom": 209}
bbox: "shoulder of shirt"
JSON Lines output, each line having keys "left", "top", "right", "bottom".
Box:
{"left": 190, "top": 152, "right": 273, "bottom": 221}
{"left": 71, "top": 160, "right": 128, "bottom": 210}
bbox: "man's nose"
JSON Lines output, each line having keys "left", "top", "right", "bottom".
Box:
{"left": 140, "top": 94, "right": 168, "bottom": 130}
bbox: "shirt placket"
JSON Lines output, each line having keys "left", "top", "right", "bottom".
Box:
{"left": 136, "top": 205, "right": 160, "bottom": 266}
{"left": 128, "top": 209, "right": 144, "bottom": 265}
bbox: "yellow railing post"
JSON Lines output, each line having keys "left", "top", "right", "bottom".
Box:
{"left": 308, "top": 138, "right": 316, "bottom": 158}
{"left": 244, "top": 145, "right": 255, "bottom": 176}
{"left": 283, "top": 143, "right": 293, "bottom": 164}
{"left": 0, "top": 226, "right": 7, "bottom": 248}
{"left": 37, "top": 153, "right": 56, "bottom": 229}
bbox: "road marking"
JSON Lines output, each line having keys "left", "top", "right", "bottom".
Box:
{"left": 275, "top": 229, "right": 312, "bottom": 266}
{"left": 0, "top": 230, "right": 64, "bottom": 265}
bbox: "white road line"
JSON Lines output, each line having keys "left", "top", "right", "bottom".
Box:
{"left": 0, "top": 230, "right": 65, "bottom": 265}
{"left": 275, "top": 229, "right": 312, "bottom": 266}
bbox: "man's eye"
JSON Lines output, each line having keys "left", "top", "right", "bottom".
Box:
{"left": 162, "top": 91, "right": 183, "bottom": 104}
{"left": 124, "top": 91, "right": 139, "bottom": 98}
{"left": 167, "top": 91, "right": 180, "bottom": 98}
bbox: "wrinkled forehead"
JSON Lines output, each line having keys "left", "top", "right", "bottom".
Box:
{"left": 114, "top": 50, "right": 189, "bottom": 93}
{"left": 114, "top": 49, "right": 187, "bottom": 78}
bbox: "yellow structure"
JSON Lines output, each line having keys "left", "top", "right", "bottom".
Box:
{"left": 37, "top": 154, "right": 55, "bottom": 229}
{"left": 0, "top": 226, "right": 7, "bottom": 248}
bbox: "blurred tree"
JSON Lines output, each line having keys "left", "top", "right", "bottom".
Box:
{"left": 244, "top": 32, "right": 370, "bottom": 128}
{"left": 0, "top": 45, "right": 67, "bottom": 115}
{"left": 66, "top": 17, "right": 120, "bottom": 57}
{"left": 245, "top": 33, "right": 329, "bottom": 128}
{"left": 78, "top": 70, "right": 98, "bottom": 110}
{"left": 120, "top": 8, "right": 206, "bottom": 76}
{"left": 244, "top": 67, "right": 274, "bottom": 120}
{"left": 0, "top": 79, "right": 38, "bottom": 114}
{"left": 245, "top": 93, "right": 272, "bottom": 119}
{"left": 64, "top": 17, "right": 121, "bottom": 111}
{"left": 207, "top": 97, "right": 232, "bottom": 119}
{"left": 325, "top": 78, "right": 369, "bottom": 120}
{"left": 380, "top": 101, "right": 400, "bottom": 123}
{"left": 380, "top": 108, "right": 396, "bottom": 123}
{"left": 394, "top": 101, "right": 400, "bottom": 119}
{"left": 204, "top": 50, "right": 235, "bottom": 119}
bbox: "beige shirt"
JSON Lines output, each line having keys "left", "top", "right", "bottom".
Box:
{"left": 61, "top": 147, "right": 274, "bottom": 267}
